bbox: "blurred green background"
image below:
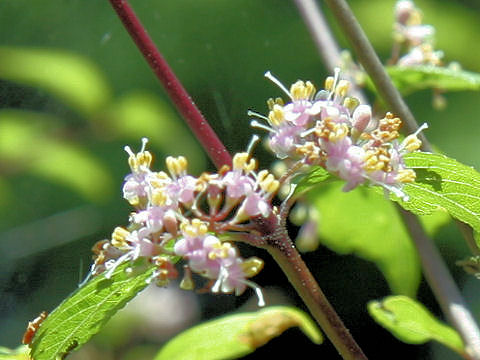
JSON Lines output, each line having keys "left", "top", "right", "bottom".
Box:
{"left": 1, "top": 0, "right": 480, "bottom": 359}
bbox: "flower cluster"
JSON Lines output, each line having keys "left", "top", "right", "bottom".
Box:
{"left": 90, "top": 139, "right": 278, "bottom": 305}
{"left": 250, "top": 69, "right": 426, "bottom": 200}
{"left": 393, "top": 0, "right": 443, "bottom": 66}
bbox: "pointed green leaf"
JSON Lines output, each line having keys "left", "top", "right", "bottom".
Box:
{"left": 368, "top": 296, "right": 464, "bottom": 354}
{"left": 386, "top": 65, "right": 480, "bottom": 95}
{"left": 30, "top": 260, "right": 155, "bottom": 360}
{"left": 308, "top": 182, "right": 449, "bottom": 296}
{"left": 395, "top": 152, "right": 480, "bottom": 233}
{"left": 154, "top": 306, "right": 322, "bottom": 360}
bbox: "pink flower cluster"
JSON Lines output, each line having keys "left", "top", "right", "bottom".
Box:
{"left": 393, "top": 0, "right": 443, "bottom": 66}
{"left": 90, "top": 140, "right": 276, "bottom": 304}
{"left": 251, "top": 69, "right": 426, "bottom": 200}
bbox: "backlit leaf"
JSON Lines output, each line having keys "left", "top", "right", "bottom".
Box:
{"left": 368, "top": 296, "right": 464, "bottom": 354}
{"left": 386, "top": 65, "right": 480, "bottom": 95}
{"left": 154, "top": 306, "right": 322, "bottom": 360}
{"left": 308, "top": 182, "right": 449, "bottom": 296}
{"left": 395, "top": 152, "right": 480, "bottom": 233}
{"left": 30, "top": 260, "right": 155, "bottom": 360}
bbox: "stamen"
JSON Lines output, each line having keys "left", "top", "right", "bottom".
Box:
{"left": 250, "top": 120, "right": 274, "bottom": 133}
{"left": 247, "top": 110, "right": 270, "bottom": 122}
{"left": 124, "top": 145, "right": 135, "bottom": 158}
{"left": 264, "top": 71, "right": 293, "bottom": 101}
{"left": 246, "top": 135, "right": 261, "bottom": 158}
{"left": 140, "top": 137, "right": 149, "bottom": 153}
{"left": 243, "top": 280, "right": 266, "bottom": 307}
{"left": 327, "top": 67, "right": 341, "bottom": 101}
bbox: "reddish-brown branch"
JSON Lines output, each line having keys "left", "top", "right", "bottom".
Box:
{"left": 108, "top": 0, "right": 232, "bottom": 169}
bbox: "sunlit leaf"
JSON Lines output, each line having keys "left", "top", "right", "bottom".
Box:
{"left": 368, "top": 296, "right": 464, "bottom": 354}
{"left": 0, "top": 47, "right": 111, "bottom": 116}
{"left": 394, "top": 152, "right": 480, "bottom": 233}
{"left": 0, "top": 345, "right": 30, "bottom": 360}
{"left": 0, "top": 110, "right": 113, "bottom": 201}
{"left": 386, "top": 65, "right": 480, "bottom": 95}
{"left": 30, "top": 260, "right": 155, "bottom": 360}
{"left": 308, "top": 182, "right": 449, "bottom": 296}
{"left": 154, "top": 306, "right": 322, "bottom": 360}
{"left": 292, "top": 166, "right": 333, "bottom": 196}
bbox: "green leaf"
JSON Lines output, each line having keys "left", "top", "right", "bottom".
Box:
{"left": 308, "top": 182, "right": 449, "bottom": 296}
{"left": 368, "top": 295, "right": 464, "bottom": 354}
{"left": 0, "top": 110, "right": 113, "bottom": 201}
{"left": 0, "top": 47, "right": 111, "bottom": 116}
{"left": 386, "top": 65, "right": 480, "bottom": 95}
{"left": 395, "top": 152, "right": 480, "bottom": 233}
{"left": 154, "top": 306, "right": 322, "bottom": 360}
{"left": 292, "top": 166, "right": 333, "bottom": 196}
{"left": 0, "top": 346, "right": 30, "bottom": 360}
{"left": 30, "top": 260, "right": 155, "bottom": 360}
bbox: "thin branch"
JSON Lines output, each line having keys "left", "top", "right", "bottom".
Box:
{"left": 298, "top": 0, "right": 480, "bottom": 357}
{"left": 108, "top": 0, "right": 232, "bottom": 169}
{"left": 293, "top": 0, "right": 367, "bottom": 104}
{"left": 250, "top": 214, "right": 368, "bottom": 360}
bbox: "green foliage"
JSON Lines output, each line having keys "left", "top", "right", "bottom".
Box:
{"left": 154, "top": 306, "right": 322, "bottom": 360}
{"left": 0, "top": 110, "right": 113, "bottom": 202}
{"left": 291, "top": 166, "right": 332, "bottom": 196}
{"left": 395, "top": 152, "right": 480, "bottom": 234}
{"left": 0, "top": 346, "right": 29, "bottom": 360}
{"left": 368, "top": 296, "right": 464, "bottom": 355}
{"left": 30, "top": 260, "right": 155, "bottom": 360}
{"left": 386, "top": 65, "right": 480, "bottom": 95}
{"left": 307, "top": 182, "right": 449, "bottom": 296}
{"left": 0, "top": 47, "right": 111, "bottom": 116}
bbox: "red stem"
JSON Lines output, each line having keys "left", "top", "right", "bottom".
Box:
{"left": 108, "top": 0, "right": 232, "bottom": 169}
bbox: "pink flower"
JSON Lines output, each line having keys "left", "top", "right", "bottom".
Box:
{"left": 223, "top": 170, "right": 255, "bottom": 199}
{"left": 165, "top": 175, "right": 197, "bottom": 205}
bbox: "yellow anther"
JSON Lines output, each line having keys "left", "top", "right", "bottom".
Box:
{"left": 268, "top": 104, "right": 285, "bottom": 127}
{"left": 267, "top": 97, "right": 284, "bottom": 111}
{"left": 402, "top": 134, "right": 422, "bottom": 152}
{"left": 127, "top": 150, "right": 153, "bottom": 172}
{"left": 166, "top": 156, "right": 188, "bottom": 177}
{"left": 335, "top": 80, "right": 350, "bottom": 97}
{"left": 151, "top": 188, "right": 167, "bottom": 206}
{"left": 324, "top": 76, "right": 335, "bottom": 91}
{"left": 150, "top": 171, "right": 170, "bottom": 188}
{"left": 180, "top": 219, "right": 208, "bottom": 237}
{"left": 242, "top": 257, "right": 264, "bottom": 277}
{"left": 111, "top": 227, "right": 130, "bottom": 249}
{"left": 257, "top": 170, "right": 279, "bottom": 194}
{"left": 328, "top": 123, "right": 349, "bottom": 142}
{"left": 233, "top": 152, "right": 257, "bottom": 172}
{"left": 290, "top": 80, "right": 316, "bottom": 101}
{"left": 396, "top": 169, "right": 416, "bottom": 183}
{"left": 233, "top": 152, "right": 249, "bottom": 170}
{"left": 343, "top": 97, "right": 360, "bottom": 112}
